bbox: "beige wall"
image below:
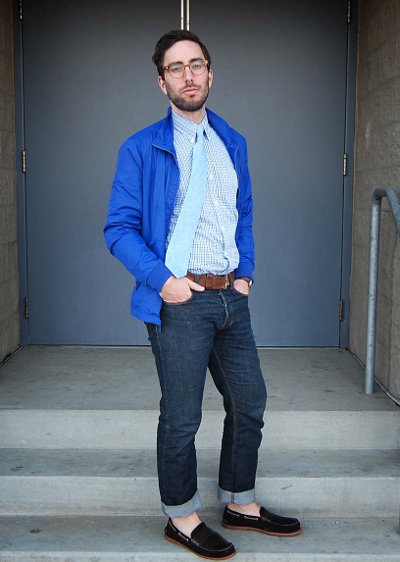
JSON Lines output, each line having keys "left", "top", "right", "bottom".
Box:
{"left": 0, "top": 0, "right": 19, "bottom": 362}
{"left": 350, "top": 0, "right": 400, "bottom": 399}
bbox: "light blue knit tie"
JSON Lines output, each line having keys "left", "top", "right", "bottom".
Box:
{"left": 165, "top": 124, "right": 207, "bottom": 278}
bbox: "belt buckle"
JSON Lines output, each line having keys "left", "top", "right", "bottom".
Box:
{"left": 205, "top": 274, "right": 213, "bottom": 290}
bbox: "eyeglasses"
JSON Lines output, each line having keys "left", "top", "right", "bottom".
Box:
{"left": 163, "top": 59, "right": 208, "bottom": 79}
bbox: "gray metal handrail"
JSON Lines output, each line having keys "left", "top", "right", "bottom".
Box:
{"left": 365, "top": 187, "right": 400, "bottom": 394}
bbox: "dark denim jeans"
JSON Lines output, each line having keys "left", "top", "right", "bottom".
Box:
{"left": 146, "top": 286, "right": 267, "bottom": 518}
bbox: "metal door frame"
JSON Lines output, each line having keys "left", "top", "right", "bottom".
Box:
{"left": 13, "top": 0, "right": 29, "bottom": 345}
{"left": 340, "top": 0, "right": 358, "bottom": 347}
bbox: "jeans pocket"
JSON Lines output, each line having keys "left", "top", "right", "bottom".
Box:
{"left": 163, "top": 291, "right": 194, "bottom": 306}
{"left": 232, "top": 286, "right": 249, "bottom": 297}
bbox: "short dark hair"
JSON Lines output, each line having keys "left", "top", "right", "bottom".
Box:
{"left": 152, "top": 30, "right": 211, "bottom": 78}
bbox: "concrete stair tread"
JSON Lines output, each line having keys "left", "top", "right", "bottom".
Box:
{"left": 1, "top": 448, "right": 399, "bottom": 479}
{"left": 1, "top": 449, "right": 398, "bottom": 518}
{"left": 1, "top": 410, "right": 399, "bottom": 450}
{"left": 0, "top": 347, "right": 398, "bottom": 412}
{"left": 0, "top": 515, "right": 399, "bottom": 560}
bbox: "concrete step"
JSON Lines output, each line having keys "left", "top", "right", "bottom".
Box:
{"left": 0, "top": 449, "right": 398, "bottom": 517}
{"left": 0, "top": 347, "right": 398, "bottom": 415}
{"left": 1, "top": 409, "right": 399, "bottom": 450}
{"left": 0, "top": 515, "right": 399, "bottom": 561}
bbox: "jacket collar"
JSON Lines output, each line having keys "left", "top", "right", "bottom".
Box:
{"left": 152, "top": 108, "right": 175, "bottom": 153}
{"left": 152, "top": 107, "right": 237, "bottom": 154}
{"left": 205, "top": 108, "right": 236, "bottom": 151}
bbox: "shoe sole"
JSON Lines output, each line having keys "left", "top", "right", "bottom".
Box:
{"left": 222, "top": 522, "right": 302, "bottom": 537}
{"left": 165, "top": 534, "right": 237, "bottom": 560}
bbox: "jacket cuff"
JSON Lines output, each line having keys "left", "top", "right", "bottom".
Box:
{"left": 234, "top": 263, "right": 254, "bottom": 282}
{"left": 147, "top": 262, "right": 173, "bottom": 293}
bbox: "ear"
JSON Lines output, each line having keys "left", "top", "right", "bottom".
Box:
{"left": 208, "top": 68, "right": 214, "bottom": 89}
{"left": 158, "top": 75, "right": 168, "bottom": 95}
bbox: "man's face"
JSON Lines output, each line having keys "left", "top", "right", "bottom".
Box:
{"left": 158, "top": 40, "right": 213, "bottom": 114}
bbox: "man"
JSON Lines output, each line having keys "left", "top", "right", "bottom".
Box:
{"left": 104, "top": 29, "right": 301, "bottom": 560}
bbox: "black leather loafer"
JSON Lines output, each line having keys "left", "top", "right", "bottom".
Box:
{"left": 165, "top": 518, "right": 236, "bottom": 560}
{"left": 222, "top": 506, "right": 301, "bottom": 536}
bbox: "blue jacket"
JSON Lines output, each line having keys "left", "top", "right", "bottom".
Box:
{"left": 104, "top": 108, "right": 255, "bottom": 326}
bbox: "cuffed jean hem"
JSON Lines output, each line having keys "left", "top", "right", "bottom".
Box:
{"left": 218, "top": 486, "right": 256, "bottom": 506}
{"left": 162, "top": 490, "right": 202, "bottom": 518}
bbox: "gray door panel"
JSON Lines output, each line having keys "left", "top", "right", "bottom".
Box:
{"left": 23, "top": 0, "right": 348, "bottom": 345}
{"left": 194, "top": 0, "right": 348, "bottom": 345}
{"left": 24, "top": 0, "right": 178, "bottom": 344}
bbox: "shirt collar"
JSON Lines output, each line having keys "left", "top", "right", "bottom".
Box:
{"left": 171, "top": 110, "right": 210, "bottom": 140}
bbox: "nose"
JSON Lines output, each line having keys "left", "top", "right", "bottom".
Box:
{"left": 183, "top": 65, "right": 194, "bottom": 79}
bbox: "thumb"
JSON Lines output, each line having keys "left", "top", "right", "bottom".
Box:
{"left": 187, "top": 279, "right": 205, "bottom": 292}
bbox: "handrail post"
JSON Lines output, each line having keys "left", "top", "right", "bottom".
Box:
{"left": 365, "top": 194, "right": 381, "bottom": 394}
{"left": 365, "top": 187, "right": 400, "bottom": 394}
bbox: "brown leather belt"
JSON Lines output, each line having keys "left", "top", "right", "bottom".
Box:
{"left": 186, "top": 272, "right": 234, "bottom": 290}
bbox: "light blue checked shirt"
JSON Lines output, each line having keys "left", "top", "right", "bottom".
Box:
{"left": 167, "top": 111, "right": 239, "bottom": 275}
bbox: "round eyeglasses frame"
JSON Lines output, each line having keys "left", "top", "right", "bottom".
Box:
{"left": 163, "top": 59, "right": 208, "bottom": 79}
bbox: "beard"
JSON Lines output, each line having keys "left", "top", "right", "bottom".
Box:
{"left": 165, "top": 81, "right": 210, "bottom": 112}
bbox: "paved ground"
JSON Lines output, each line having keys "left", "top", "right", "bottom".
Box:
{"left": 0, "top": 346, "right": 397, "bottom": 412}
